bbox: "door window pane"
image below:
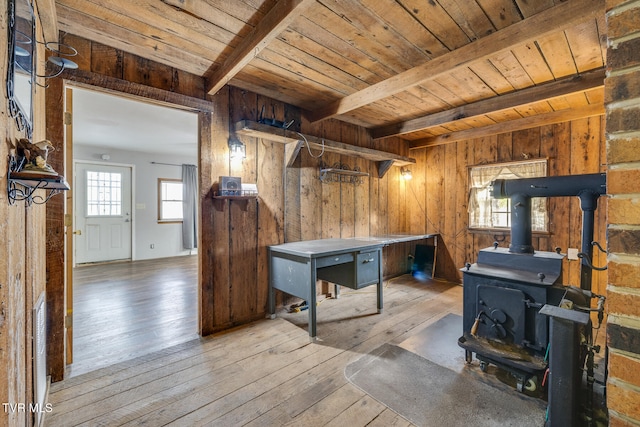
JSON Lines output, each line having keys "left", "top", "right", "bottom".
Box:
{"left": 86, "top": 171, "right": 122, "bottom": 216}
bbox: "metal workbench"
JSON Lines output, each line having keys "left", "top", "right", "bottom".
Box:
{"left": 268, "top": 234, "right": 436, "bottom": 339}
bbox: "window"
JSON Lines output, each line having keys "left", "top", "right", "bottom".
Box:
{"left": 468, "top": 159, "right": 548, "bottom": 231}
{"left": 158, "top": 179, "right": 183, "bottom": 222}
{"left": 86, "top": 171, "right": 122, "bottom": 216}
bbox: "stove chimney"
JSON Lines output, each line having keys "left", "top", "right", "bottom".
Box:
{"left": 491, "top": 173, "right": 606, "bottom": 289}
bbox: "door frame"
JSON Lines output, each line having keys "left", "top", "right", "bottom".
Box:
{"left": 46, "top": 75, "right": 212, "bottom": 381}
{"left": 72, "top": 159, "right": 136, "bottom": 266}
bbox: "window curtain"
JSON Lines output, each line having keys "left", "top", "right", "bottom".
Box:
{"left": 468, "top": 160, "right": 547, "bottom": 230}
{"left": 181, "top": 164, "right": 198, "bottom": 249}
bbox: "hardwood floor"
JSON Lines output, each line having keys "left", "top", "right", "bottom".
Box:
{"left": 68, "top": 255, "right": 199, "bottom": 378}
{"left": 47, "top": 275, "right": 463, "bottom": 426}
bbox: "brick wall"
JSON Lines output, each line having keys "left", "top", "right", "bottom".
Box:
{"left": 605, "top": 0, "right": 640, "bottom": 425}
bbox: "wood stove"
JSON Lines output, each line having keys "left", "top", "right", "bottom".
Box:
{"left": 458, "top": 173, "right": 606, "bottom": 396}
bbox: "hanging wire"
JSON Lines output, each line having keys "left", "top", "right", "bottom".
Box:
{"left": 297, "top": 132, "right": 325, "bottom": 158}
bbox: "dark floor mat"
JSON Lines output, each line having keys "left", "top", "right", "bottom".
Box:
{"left": 345, "top": 342, "right": 546, "bottom": 426}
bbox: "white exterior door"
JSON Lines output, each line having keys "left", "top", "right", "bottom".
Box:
{"left": 74, "top": 162, "right": 132, "bottom": 264}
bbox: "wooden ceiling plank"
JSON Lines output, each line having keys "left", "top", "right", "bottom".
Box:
{"left": 359, "top": 0, "right": 450, "bottom": 59}
{"left": 475, "top": 0, "right": 523, "bottom": 30}
{"left": 536, "top": 31, "right": 579, "bottom": 79}
{"left": 55, "top": 5, "right": 211, "bottom": 75}
{"left": 514, "top": 0, "right": 555, "bottom": 17}
{"left": 307, "top": 0, "right": 604, "bottom": 124}
{"left": 469, "top": 60, "right": 515, "bottom": 95}
{"left": 409, "top": 103, "right": 604, "bottom": 148}
{"left": 289, "top": 17, "right": 397, "bottom": 81}
{"left": 277, "top": 28, "right": 382, "bottom": 85}
{"left": 206, "top": 0, "right": 316, "bottom": 95}
{"left": 435, "top": 68, "right": 497, "bottom": 104}
{"left": 488, "top": 50, "right": 536, "bottom": 90}
{"left": 565, "top": 19, "right": 606, "bottom": 73}
{"left": 397, "top": 0, "right": 472, "bottom": 50}
{"left": 303, "top": 3, "right": 417, "bottom": 75}
{"left": 161, "top": 0, "right": 256, "bottom": 36}
{"left": 58, "top": 0, "right": 230, "bottom": 62}
{"left": 510, "top": 42, "right": 555, "bottom": 84}
{"left": 371, "top": 67, "right": 604, "bottom": 139}
{"left": 321, "top": 0, "right": 432, "bottom": 68}
{"left": 435, "top": 0, "right": 497, "bottom": 41}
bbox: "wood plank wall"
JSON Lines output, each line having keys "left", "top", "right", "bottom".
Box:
{"left": 203, "top": 86, "right": 414, "bottom": 332}
{"left": 409, "top": 116, "right": 608, "bottom": 297}
{"left": 1, "top": 4, "right": 50, "bottom": 425}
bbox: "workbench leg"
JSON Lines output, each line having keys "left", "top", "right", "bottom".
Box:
{"left": 268, "top": 250, "right": 276, "bottom": 319}
{"left": 308, "top": 260, "right": 318, "bottom": 340}
{"left": 377, "top": 249, "right": 383, "bottom": 313}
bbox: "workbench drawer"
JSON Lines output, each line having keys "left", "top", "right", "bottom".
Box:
{"left": 356, "top": 251, "right": 379, "bottom": 287}
{"left": 316, "top": 253, "right": 354, "bottom": 268}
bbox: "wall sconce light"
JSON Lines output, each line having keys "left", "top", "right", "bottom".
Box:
{"left": 228, "top": 135, "right": 246, "bottom": 160}
{"left": 401, "top": 167, "right": 412, "bottom": 180}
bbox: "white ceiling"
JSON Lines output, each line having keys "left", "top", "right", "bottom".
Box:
{"left": 72, "top": 87, "right": 198, "bottom": 157}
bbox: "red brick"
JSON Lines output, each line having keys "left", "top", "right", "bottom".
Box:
{"left": 607, "top": 5, "right": 640, "bottom": 39}
{"left": 609, "top": 260, "right": 640, "bottom": 288}
{"left": 607, "top": 105, "right": 640, "bottom": 134}
{"left": 607, "top": 289, "right": 640, "bottom": 317}
{"left": 609, "top": 197, "right": 640, "bottom": 224}
{"left": 605, "top": 71, "right": 640, "bottom": 105}
{"left": 608, "top": 323, "right": 640, "bottom": 354}
{"left": 610, "top": 413, "right": 640, "bottom": 427}
{"left": 609, "top": 169, "right": 640, "bottom": 194}
{"left": 608, "top": 382, "right": 640, "bottom": 420}
{"left": 608, "top": 38, "right": 640, "bottom": 71}
{"left": 608, "top": 137, "right": 640, "bottom": 164}
{"left": 609, "top": 352, "right": 640, "bottom": 388}
{"left": 608, "top": 228, "right": 640, "bottom": 255}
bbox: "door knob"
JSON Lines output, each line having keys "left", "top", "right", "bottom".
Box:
{"left": 72, "top": 230, "right": 82, "bottom": 235}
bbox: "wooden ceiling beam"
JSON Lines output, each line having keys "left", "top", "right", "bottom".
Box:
{"left": 409, "top": 103, "right": 605, "bottom": 149}
{"left": 306, "top": 0, "right": 604, "bottom": 123}
{"left": 34, "top": 0, "right": 59, "bottom": 45}
{"left": 371, "top": 67, "right": 605, "bottom": 140}
{"left": 205, "top": 0, "right": 315, "bottom": 95}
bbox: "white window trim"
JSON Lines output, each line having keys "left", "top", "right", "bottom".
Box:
{"left": 158, "top": 178, "right": 184, "bottom": 223}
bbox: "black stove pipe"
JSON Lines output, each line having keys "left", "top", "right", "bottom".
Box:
{"left": 491, "top": 173, "right": 606, "bottom": 290}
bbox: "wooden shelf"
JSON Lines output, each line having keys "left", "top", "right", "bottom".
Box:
{"left": 212, "top": 190, "right": 258, "bottom": 199}
{"left": 234, "top": 120, "right": 415, "bottom": 178}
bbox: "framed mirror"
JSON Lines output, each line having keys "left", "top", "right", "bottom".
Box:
{"left": 6, "top": 0, "right": 35, "bottom": 138}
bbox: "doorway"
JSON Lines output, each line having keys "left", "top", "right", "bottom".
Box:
{"left": 67, "top": 85, "right": 200, "bottom": 376}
